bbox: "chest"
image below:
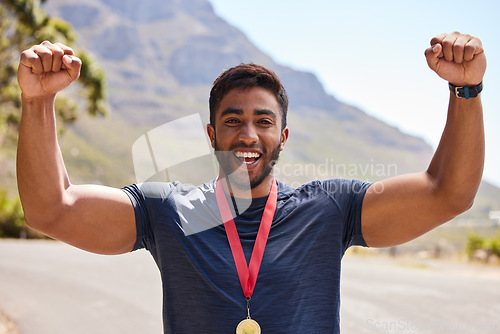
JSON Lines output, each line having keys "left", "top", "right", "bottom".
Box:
{"left": 156, "top": 196, "right": 345, "bottom": 286}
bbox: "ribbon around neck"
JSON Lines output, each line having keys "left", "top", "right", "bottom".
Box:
{"left": 215, "top": 178, "right": 278, "bottom": 298}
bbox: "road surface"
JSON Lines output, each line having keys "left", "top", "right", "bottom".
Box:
{"left": 1, "top": 240, "right": 499, "bottom": 333}
{"left": 0, "top": 240, "right": 162, "bottom": 333}
{"left": 340, "top": 254, "right": 500, "bottom": 333}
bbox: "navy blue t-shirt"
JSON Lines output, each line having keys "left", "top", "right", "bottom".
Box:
{"left": 122, "top": 179, "right": 370, "bottom": 333}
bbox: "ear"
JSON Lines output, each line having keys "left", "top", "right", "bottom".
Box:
{"left": 207, "top": 124, "right": 216, "bottom": 149}
{"left": 280, "top": 127, "right": 289, "bottom": 151}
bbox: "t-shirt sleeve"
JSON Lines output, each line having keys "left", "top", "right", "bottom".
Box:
{"left": 320, "top": 179, "right": 372, "bottom": 251}
{"left": 121, "top": 182, "right": 174, "bottom": 252}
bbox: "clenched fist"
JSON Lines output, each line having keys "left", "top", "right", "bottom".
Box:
{"left": 17, "top": 41, "right": 82, "bottom": 100}
{"left": 425, "top": 32, "right": 486, "bottom": 87}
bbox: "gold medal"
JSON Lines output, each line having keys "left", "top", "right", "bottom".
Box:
{"left": 236, "top": 318, "right": 261, "bottom": 334}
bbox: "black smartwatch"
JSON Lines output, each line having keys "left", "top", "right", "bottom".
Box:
{"left": 448, "top": 82, "right": 483, "bottom": 99}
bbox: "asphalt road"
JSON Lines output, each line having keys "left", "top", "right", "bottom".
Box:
{"left": 0, "top": 240, "right": 162, "bottom": 334}
{"left": 340, "top": 255, "right": 500, "bottom": 333}
{"left": 1, "top": 240, "right": 499, "bottom": 333}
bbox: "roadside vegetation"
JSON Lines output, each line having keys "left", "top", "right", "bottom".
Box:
{"left": 467, "top": 231, "right": 500, "bottom": 264}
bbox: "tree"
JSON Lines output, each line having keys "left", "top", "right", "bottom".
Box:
{"left": 0, "top": 0, "right": 107, "bottom": 237}
{"left": 0, "top": 0, "right": 107, "bottom": 142}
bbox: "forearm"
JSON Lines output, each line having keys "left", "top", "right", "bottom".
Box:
{"left": 426, "top": 93, "right": 484, "bottom": 213}
{"left": 17, "top": 95, "right": 71, "bottom": 226}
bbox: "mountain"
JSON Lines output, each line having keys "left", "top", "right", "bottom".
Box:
{"left": 32, "top": 0, "right": 499, "bottom": 218}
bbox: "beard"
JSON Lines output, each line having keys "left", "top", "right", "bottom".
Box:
{"left": 214, "top": 137, "right": 281, "bottom": 190}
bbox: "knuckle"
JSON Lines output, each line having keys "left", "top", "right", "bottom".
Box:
{"left": 34, "top": 45, "right": 51, "bottom": 54}
{"left": 20, "top": 50, "right": 29, "bottom": 59}
{"left": 431, "top": 33, "right": 446, "bottom": 45}
{"left": 55, "top": 42, "right": 74, "bottom": 55}
{"left": 442, "top": 38, "right": 453, "bottom": 47}
{"left": 54, "top": 42, "right": 68, "bottom": 48}
{"left": 464, "top": 43, "right": 474, "bottom": 51}
{"left": 430, "top": 37, "right": 440, "bottom": 45}
{"left": 454, "top": 43, "right": 465, "bottom": 52}
{"left": 52, "top": 48, "right": 64, "bottom": 56}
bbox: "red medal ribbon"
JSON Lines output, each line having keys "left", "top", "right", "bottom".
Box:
{"left": 215, "top": 178, "right": 278, "bottom": 298}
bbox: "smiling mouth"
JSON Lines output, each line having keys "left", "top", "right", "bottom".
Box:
{"left": 234, "top": 151, "right": 262, "bottom": 165}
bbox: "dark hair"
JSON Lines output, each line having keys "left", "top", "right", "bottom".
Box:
{"left": 209, "top": 64, "right": 288, "bottom": 130}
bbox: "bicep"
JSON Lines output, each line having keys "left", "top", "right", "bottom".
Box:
{"left": 361, "top": 172, "right": 455, "bottom": 248}
{"left": 41, "top": 184, "right": 136, "bottom": 255}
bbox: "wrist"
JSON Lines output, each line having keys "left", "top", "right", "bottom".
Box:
{"left": 21, "top": 93, "right": 56, "bottom": 104}
{"left": 21, "top": 93, "right": 56, "bottom": 115}
{"left": 448, "top": 82, "right": 483, "bottom": 99}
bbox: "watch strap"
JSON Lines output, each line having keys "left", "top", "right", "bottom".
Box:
{"left": 449, "top": 81, "right": 483, "bottom": 99}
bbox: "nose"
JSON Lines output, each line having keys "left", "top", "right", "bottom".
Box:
{"left": 238, "top": 123, "right": 259, "bottom": 146}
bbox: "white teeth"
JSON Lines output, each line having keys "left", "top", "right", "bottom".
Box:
{"left": 235, "top": 151, "right": 261, "bottom": 159}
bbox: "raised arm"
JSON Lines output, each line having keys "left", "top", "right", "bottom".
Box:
{"left": 361, "top": 32, "right": 486, "bottom": 247}
{"left": 17, "top": 41, "right": 136, "bottom": 255}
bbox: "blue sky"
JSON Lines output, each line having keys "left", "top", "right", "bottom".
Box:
{"left": 209, "top": 0, "right": 500, "bottom": 188}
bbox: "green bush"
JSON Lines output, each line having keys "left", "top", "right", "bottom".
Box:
{"left": 491, "top": 231, "right": 500, "bottom": 257}
{"left": 466, "top": 233, "right": 486, "bottom": 259}
{"left": 466, "top": 230, "right": 500, "bottom": 262}
{"left": 0, "top": 190, "right": 26, "bottom": 238}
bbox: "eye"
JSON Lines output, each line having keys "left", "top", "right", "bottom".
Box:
{"left": 225, "top": 118, "right": 241, "bottom": 125}
{"left": 258, "top": 118, "right": 273, "bottom": 125}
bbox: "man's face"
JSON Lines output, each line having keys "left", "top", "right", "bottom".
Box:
{"left": 207, "top": 87, "right": 288, "bottom": 191}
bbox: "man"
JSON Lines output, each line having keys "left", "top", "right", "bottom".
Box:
{"left": 17, "top": 32, "right": 485, "bottom": 333}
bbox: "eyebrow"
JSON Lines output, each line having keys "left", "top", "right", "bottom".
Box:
{"left": 220, "top": 107, "right": 243, "bottom": 118}
{"left": 220, "top": 107, "right": 277, "bottom": 119}
{"left": 254, "top": 109, "right": 277, "bottom": 119}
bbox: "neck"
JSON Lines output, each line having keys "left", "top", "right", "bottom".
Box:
{"left": 218, "top": 173, "right": 274, "bottom": 199}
